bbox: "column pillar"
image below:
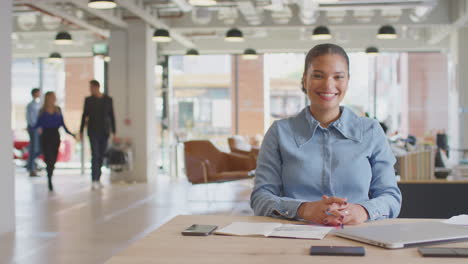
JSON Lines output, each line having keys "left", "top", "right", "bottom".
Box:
{"left": 0, "top": 0, "right": 15, "bottom": 235}
{"left": 108, "top": 20, "right": 158, "bottom": 182}
{"left": 452, "top": 28, "right": 468, "bottom": 153}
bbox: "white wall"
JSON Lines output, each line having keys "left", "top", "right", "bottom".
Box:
{"left": 0, "top": 0, "right": 15, "bottom": 235}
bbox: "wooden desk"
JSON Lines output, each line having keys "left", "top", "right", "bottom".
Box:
{"left": 105, "top": 215, "right": 468, "bottom": 264}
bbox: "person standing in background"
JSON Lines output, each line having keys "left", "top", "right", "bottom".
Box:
{"left": 34, "top": 91, "right": 75, "bottom": 191}
{"left": 79, "top": 80, "right": 116, "bottom": 190}
{"left": 26, "top": 88, "right": 41, "bottom": 177}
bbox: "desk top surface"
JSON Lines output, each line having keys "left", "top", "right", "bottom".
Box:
{"left": 105, "top": 215, "right": 468, "bottom": 264}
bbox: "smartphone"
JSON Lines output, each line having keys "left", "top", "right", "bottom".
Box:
{"left": 310, "top": 246, "right": 365, "bottom": 256}
{"left": 419, "top": 247, "right": 468, "bottom": 257}
{"left": 181, "top": 224, "right": 218, "bottom": 236}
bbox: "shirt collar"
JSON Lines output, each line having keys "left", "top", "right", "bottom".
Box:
{"left": 292, "top": 106, "right": 362, "bottom": 147}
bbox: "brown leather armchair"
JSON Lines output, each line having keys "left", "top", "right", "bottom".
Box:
{"left": 184, "top": 140, "right": 256, "bottom": 184}
{"left": 227, "top": 135, "right": 260, "bottom": 159}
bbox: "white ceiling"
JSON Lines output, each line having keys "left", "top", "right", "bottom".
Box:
{"left": 11, "top": 0, "right": 467, "bottom": 57}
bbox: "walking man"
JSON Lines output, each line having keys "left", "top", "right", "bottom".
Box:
{"left": 80, "top": 80, "right": 116, "bottom": 189}
{"left": 26, "top": 88, "right": 41, "bottom": 177}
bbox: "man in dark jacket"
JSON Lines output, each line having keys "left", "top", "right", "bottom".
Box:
{"left": 80, "top": 80, "right": 116, "bottom": 189}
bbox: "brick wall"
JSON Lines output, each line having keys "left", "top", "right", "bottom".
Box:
{"left": 64, "top": 57, "right": 94, "bottom": 133}
{"left": 231, "top": 55, "right": 264, "bottom": 136}
{"left": 407, "top": 53, "right": 449, "bottom": 138}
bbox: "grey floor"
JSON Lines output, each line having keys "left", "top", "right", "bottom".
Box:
{"left": 0, "top": 168, "right": 254, "bottom": 264}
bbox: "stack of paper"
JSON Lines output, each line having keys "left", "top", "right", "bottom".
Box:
{"left": 215, "top": 222, "right": 333, "bottom": 240}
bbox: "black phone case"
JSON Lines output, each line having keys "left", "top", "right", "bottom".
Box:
{"left": 181, "top": 224, "right": 217, "bottom": 236}
{"left": 310, "top": 246, "right": 365, "bottom": 256}
{"left": 419, "top": 247, "right": 468, "bottom": 257}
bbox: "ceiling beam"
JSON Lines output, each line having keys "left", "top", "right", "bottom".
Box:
{"left": 166, "top": 4, "right": 450, "bottom": 31}
{"left": 237, "top": 0, "right": 263, "bottom": 25}
{"left": 17, "top": 0, "right": 110, "bottom": 38}
{"left": 171, "top": 0, "right": 192, "bottom": 13}
{"left": 70, "top": 0, "right": 128, "bottom": 29}
{"left": 428, "top": 0, "right": 468, "bottom": 44}
{"left": 116, "top": 0, "right": 195, "bottom": 48}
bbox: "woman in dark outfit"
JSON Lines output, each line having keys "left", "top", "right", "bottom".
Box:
{"left": 34, "top": 91, "right": 75, "bottom": 191}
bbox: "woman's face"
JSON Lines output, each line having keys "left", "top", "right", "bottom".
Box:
{"left": 303, "top": 54, "right": 349, "bottom": 113}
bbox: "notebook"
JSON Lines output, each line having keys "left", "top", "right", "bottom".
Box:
{"left": 334, "top": 221, "right": 468, "bottom": 249}
{"left": 215, "top": 222, "right": 333, "bottom": 240}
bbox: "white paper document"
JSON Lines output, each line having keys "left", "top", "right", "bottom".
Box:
{"left": 442, "top": 214, "right": 468, "bottom": 225}
{"left": 215, "top": 222, "right": 333, "bottom": 240}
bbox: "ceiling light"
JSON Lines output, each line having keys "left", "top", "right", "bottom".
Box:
{"left": 188, "top": 0, "right": 217, "bottom": 6}
{"left": 377, "top": 25, "right": 397, "bottom": 39}
{"left": 185, "top": 49, "right": 200, "bottom": 56}
{"left": 311, "top": 26, "right": 332, "bottom": 40}
{"left": 242, "top": 49, "right": 258, "bottom": 60}
{"left": 54, "top": 31, "right": 73, "bottom": 45}
{"left": 225, "top": 28, "right": 244, "bottom": 42}
{"left": 48, "top": 52, "right": 63, "bottom": 62}
{"left": 365, "top": 46, "right": 379, "bottom": 55}
{"left": 153, "top": 29, "right": 172, "bottom": 42}
{"left": 88, "top": 0, "right": 117, "bottom": 9}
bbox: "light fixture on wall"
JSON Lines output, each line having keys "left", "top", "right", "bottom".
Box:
{"left": 48, "top": 52, "right": 63, "bottom": 61}
{"left": 88, "top": 0, "right": 117, "bottom": 9}
{"left": 242, "top": 49, "right": 258, "bottom": 60}
{"left": 54, "top": 31, "right": 73, "bottom": 45}
{"left": 152, "top": 29, "right": 172, "bottom": 42}
{"left": 365, "top": 46, "right": 379, "bottom": 55}
{"left": 311, "top": 26, "right": 332, "bottom": 40}
{"left": 185, "top": 49, "right": 200, "bottom": 56}
{"left": 188, "top": 0, "right": 217, "bottom": 6}
{"left": 225, "top": 28, "right": 244, "bottom": 42}
{"left": 377, "top": 25, "right": 397, "bottom": 39}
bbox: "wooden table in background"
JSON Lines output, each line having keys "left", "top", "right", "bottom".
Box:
{"left": 105, "top": 215, "right": 468, "bottom": 264}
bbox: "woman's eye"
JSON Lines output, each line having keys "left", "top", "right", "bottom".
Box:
{"left": 335, "top": 75, "right": 344, "bottom": 79}
{"left": 313, "top": 74, "right": 322, "bottom": 78}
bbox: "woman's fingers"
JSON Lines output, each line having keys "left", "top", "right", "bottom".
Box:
{"left": 322, "top": 196, "right": 348, "bottom": 206}
{"left": 322, "top": 215, "right": 343, "bottom": 226}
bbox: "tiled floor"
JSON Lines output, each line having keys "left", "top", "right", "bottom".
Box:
{"left": 0, "top": 168, "right": 254, "bottom": 264}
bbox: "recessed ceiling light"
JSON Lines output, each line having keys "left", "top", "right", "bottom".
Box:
{"left": 152, "top": 29, "right": 172, "bottom": 42}
{"left": 311, "top": 26, "right": 332, "bottom": 40}
{"left": 365, "top": 46, "right": 379, "bottom": 55}
{"left": 185, "top": 49, "right": 200, "bottom": 56}
{"left": 188, "top": 0, "right": 217, "bottom": 6}
{"left": 377, "top": 25, "right": 397, "bottom": 39}
{"left": 54, "top": 31, "right": 73, "bottom": 45}
{"left": 88, "top": 0, "right": 117, "bottom": 9}
{"left": 225, "top": 28, "right": 244, "bottom": 42}
{"left": 242, "top": 49, "right": 259, "bottom": 60}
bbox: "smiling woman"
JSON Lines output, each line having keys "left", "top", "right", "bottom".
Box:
{"left": 250, "top": 43, "right": 402, "bottom": 227}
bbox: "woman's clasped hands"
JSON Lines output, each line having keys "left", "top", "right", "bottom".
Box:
{"left": 297, "top": 195, "right": 369, "bottom": 226}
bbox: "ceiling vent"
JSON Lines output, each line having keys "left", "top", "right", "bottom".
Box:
{"left": 192, "top": 7, "right": 212, "bottom": 25}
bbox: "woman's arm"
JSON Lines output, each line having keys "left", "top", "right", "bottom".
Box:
{"left": 250, "top": 122, "right": 303, "bottom": 220}
{"left": 358, "top": 120, "right": 402, "bottom": 220}
{"left": 58, "top": 109, "right": 75, "bottom": 137}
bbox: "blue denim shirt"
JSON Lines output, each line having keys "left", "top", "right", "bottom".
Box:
{"left": 250, "top": 106, "right": 402, "bottom": 221}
